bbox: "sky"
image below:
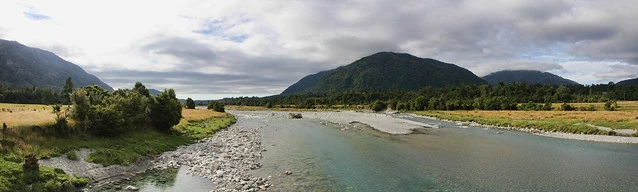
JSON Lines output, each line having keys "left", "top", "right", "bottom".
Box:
{"left": 1, "top": 0, "right": 637, "bottom": 99}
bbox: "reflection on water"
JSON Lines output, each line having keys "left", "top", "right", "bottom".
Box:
{"left": 92, "top": 166, "right": 213, "bottom": 192}
{"left": 242, "top": 112, "right": 638, "bottom": 192}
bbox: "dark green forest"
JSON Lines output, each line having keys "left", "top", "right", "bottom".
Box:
{"left": 223, "top": 82, "right": 638, "bottom": 111}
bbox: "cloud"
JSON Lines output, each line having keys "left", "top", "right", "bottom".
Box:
{"left": 22, "top": 6, "right": 50, "bottom": 20}
{"left": 1, "top": 0, "right": 637, "bottom": 98}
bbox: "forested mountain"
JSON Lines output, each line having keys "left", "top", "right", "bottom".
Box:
{"left": 482, "top": 70, "right": 579, "bottom": 86}
{"left": 617, "top": 77, "right": 638, "bottom": 86}
{"left": 281, "top": 52, "right": 486, "bottom": 95}
{"left": 0, "top": 39, "right": 112, "bottom": 91}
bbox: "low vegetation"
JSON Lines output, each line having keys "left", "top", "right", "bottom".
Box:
{"left": 0, "top": 81, "right": 236, "bottom": 191}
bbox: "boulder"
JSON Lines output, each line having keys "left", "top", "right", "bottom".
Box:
{"left": 288, "top": 113, "right": 303, "bottom": 119}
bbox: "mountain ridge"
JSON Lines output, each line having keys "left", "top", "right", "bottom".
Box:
{"left": 617, "top": 77, "right": 638, "bottom": 86}
{"left": 0, "top": 39, "right": 112, "bottom": 91}
{"left": 482, "top": 70, "right": 579, "bottom": 86}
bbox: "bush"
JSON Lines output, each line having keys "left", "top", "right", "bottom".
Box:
{"left": 66, "top": 151, "right": 79, "bottom": 161}
{"left": 207, "top": 101, "right": 225, "bottom": 112}
{"left": 604, "top": 100, "right": 617, "bottom": 111}
{"left": 185, "top": 98, "right": 196, "bottom": 109}
{"left": 561, "top": 103, "right": 575, "bottom": 111}
{"left": 151, "top": 89, "right": 183, "bottom": 132}
{"left": 370, "top": 100, "right": 387, "bottom": 112}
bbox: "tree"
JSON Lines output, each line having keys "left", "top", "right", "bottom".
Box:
{"left": 133, "top": 82, "right": 151, "bottom": 97}
{"left": 369, "top": 100, "right": 387, "bottom": 112}
{"left": 151, "top": 89, "right": 183, "bottom": 132}
{"left": 62, "top": 77, "right": 74, "bottom": 103}
{"left": 52, "top": 104, "right": 69, "bottom": 135}
{"left": 265, "top": 102, "right": 273, "bottom": 108}
{"left": 208, "top": 101, "right": 225, "bottom": 112}
{"left": 185, "top": 98, "right": 196, "bottom": 109}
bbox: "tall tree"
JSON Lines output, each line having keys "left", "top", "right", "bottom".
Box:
{"left": 133, "top": 82, "right": 151, "bottom": 97}
{"left": 62, "top": 77, "right": 74, "bottom": 103}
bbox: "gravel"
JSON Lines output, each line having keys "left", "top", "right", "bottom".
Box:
{"left": 152, "top": 112, "right": 270, "bottom": 192}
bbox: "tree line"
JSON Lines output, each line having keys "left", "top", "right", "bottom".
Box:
{"left": 221, "top": 82, "right": 638, "bottom": 111}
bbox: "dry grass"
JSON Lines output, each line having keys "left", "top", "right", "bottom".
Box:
{"left": 181, "top": 108, "right": 225, "bottom": 122}
{"left": 0, "top": 103, "right": 69, "bottom": 128}
{"left": 418, "top": 101, "right": 638, "bottom": 132}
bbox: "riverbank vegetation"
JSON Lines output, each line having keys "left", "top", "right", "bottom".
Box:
{"left": 0, "top": 81, "right": 235, "bottom": 191}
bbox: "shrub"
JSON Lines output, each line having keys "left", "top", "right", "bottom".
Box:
{"left": 370, "top": 100, "right": 387, "bottom": 112}
{"left": 207, "top": 101, "right": 225, "bottom": 112}
{"left": 185, "top": 98, "right": 196, "bottom": 109}
{"left": 151, "top": 89, "right": 183, "bottom": 132}
{"left": 66, "top": 151, "right": 79, "bottom": 161}
{"left": 604, "top": 100, "right": 617, "bottom": 111}
{"left": 561, "top": 103, "right": 575, "bottom": 111}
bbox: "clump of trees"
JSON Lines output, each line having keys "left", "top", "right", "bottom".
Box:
{"left": 70, "top": 83, "right": 182, "bottom": 136}
{"left": 208, "top": 101, "right": 225, "bottom": 112}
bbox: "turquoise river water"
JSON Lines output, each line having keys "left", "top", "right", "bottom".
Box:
{"left": 122, "top": 111, "right": 638, "bottom": 191}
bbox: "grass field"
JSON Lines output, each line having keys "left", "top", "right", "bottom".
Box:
{"left": 414, "top": 101, "right": 638, "bottom": 135}
{"left": 0, "top": 106, "right": 236, "bottom": 191}
{"left": 0, "top": 103, "right": 65, "bottom": 128}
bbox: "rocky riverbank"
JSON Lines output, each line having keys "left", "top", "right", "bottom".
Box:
{"left": 151, "top": 115, "right": 271, "bottom": 191}
{"left": 40, "top": 112, "right": 270, "bottom": 192}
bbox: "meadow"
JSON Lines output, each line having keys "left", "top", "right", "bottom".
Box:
{"left": 415, "top": 101, "right": 638, "bottom": 135}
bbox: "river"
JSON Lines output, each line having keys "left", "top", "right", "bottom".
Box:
{"left": 119, "top": 111, "right": 638, "bottom": 191}
{"left": 245, "top": 112, "right": 638, "bottom": 191}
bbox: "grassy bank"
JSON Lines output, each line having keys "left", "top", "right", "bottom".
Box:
{"left": 414, "top": 110, "right": 637, "bottom": 135}
{"left": 0, "top": 106, "right": 236, "bottom": 191}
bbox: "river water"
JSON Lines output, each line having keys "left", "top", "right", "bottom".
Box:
{"left": 121, "top": 111, "right": 638, "bottom": 191}
{"left": 240, "top": 112, "right": 638, "bottom": 191}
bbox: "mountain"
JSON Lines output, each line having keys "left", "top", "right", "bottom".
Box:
{"left": 148, "top": 88, "right": 162, "bottom": 96}
{"left": 0, "top": 39, "right": 112, "bottom": 91}
{"left": 281, "top": 52, "right": 486, "bottom": 95}
{"left": 482, "top": 70, "right": 579, "bottom": 86}
{"left": 617, "top": 77, "right": 638, "bottom": 86}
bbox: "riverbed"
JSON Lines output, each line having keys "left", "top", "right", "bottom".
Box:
{"left": 106, "top": 110, "right": 638, "bottom": 191}
{"left": 243, "top": 111, "right": 638, "bottom": 191}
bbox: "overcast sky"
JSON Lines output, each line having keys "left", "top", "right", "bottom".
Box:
{"left": 1, "top": 0, "right": 637, "bottom": 99}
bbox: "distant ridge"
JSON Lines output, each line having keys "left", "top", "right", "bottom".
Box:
{"left": 281, "top": 52, "right": 486, "bottom": 95}
{"left": 482, "top": 70, "right": 579, "bottom": 86}
{"left": 617, "top": 77, "right": 638, "bottom": 86}
{"left": 0, "top": 39, "right": 112, "bottom": 90}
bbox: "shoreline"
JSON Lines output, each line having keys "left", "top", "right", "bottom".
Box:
{"left": 408, "top": 113, "right": 638, "bottom": 144}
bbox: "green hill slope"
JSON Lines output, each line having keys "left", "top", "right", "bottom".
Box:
{"left": 281, "top": 52, "right": 486, "bottom": 95}
{"left": 0, "top": 39, "right": 112, "bottom": 90}
{"left": 482, "top": 70, "right": 579, "bottom": 86}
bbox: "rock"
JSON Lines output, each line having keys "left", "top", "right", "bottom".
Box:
{"left": 284, "top": 171, "right": 292, "bottom": 175}
{"left": 288, "top": 113, "right": 303, "bottom": 119}
{"left": 123, "top": 185, "right": 139, "bottom": 191}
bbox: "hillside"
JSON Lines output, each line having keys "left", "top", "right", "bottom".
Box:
{"left": 281, "top": 52, "right": 486, "bottom": 95}
{"left": 0, "top": 39, "right": 112, "bottom": 90}
{"left": 617, "top": 77, "right": 638, "bottom": 86}
{"left": 482, "top": 70, "right": 579, "bottom": 86}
